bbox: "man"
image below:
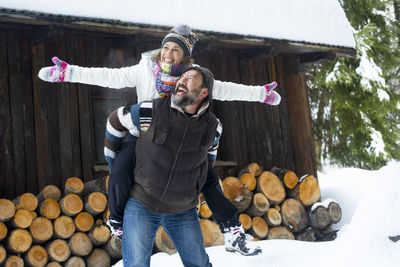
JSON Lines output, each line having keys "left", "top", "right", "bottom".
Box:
{"left": 112, "top": 66, "right": 215, "bottom": 266}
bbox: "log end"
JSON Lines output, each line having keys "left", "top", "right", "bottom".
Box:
{"left": 8, "top": 228, "right": 32, "bottom": 254}
{"left": 40, "top": 199, "right": 61, "bottom": 220}
{"left": 257, "top": 171, "right": 286, "bottom": 205}
{"left": 240, "top": 173, "right": 257, "bottom": 191}
{"left": 54, "top": 215, "right": 76, "bottom": 239}
{"left": 0, "top": 222, "right": 7, "bottom": 241}
{"left": 26, "top": 245, "right": 48, "bottom": 267}
{"left": 298, "top": 175, "right": 321, "bottom": 207}
{"left": 253, "top": 193, "right": 270, "bottom": 212}
{"left": 310, "top": 206, "right": 330, "bottom": 229}
{"left": 86, "top": 192, "right": 108, "bottom": 215}
{"left": 74, "top": 212, "right": 94, "bottom": 232}
{"left": 238, "top": 213, "right": 252, "bottom": 231}
{"left": 284, "top": 170, "right": 299, "bottom": 189}
{"left": 0, "top": 199, "right": 15, "bottom": 221}
{"left": 65, "top": 256, "right": 86, "bottom": 267}
{"left": 251, "top": 217, "right": 268, "bottom": 239}
{"left": 30, "top": 217, "right": 54, "bottom": 243}
{"left": 247, "top": 163, "right": 263, "bottom": 176}
{"left": 105, "top": 235, "right": 122, "bottom": 259}
{"left": 0, "top": 245, "right": 5, "bottom": 265}
{"left": 267, "top": 226, "right": 295, "bottom": 240}
{"left": 86, "top": 248, "right": 111, "bottom": 267}
{"left": 65, "top": 177, "right": 84, "bottom": 195}
{"left": 19, "top": 193, "right": 39, "bottom": 211}
{"left": 48, "top": 239, "right": 71, "bottom": 262}
{"left": 4, "top": 255, "right": 24, "bottom": 267}
{"left": 39, "top": 185, "right": 61, "bottom": 202}
{"left": 281, "top": 198, "right": 308, "bottom": 233}
{"left": 328, "top": 201, "right": 342, "bottom": 224}
{"left": 60, "top": 194, "right": 83, "bottom": 216}
{"left": 90, "top": 224, "right": 111, "bottom": 245}
{"left": 13, "top": 208, "right": 33, "bottom": 228}
{"left": 296, "top": 228, "right": 317, "bottom": 242}
{"left": 265, "top": 208, "right": 282, "bottom": 226}
{"left": 69, "top": 232, "right": 93, "bottom": 257}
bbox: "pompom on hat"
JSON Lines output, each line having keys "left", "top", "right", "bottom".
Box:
{"left": 162, "top": 24, "right": 198, "bottom": 57}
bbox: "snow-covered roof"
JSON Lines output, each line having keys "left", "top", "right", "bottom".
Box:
{"left": 0, "top": 0, "right": 355, "bottom": 50}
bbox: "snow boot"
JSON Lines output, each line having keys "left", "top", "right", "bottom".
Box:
{"left": 107, "top": 217, "right": 123, "bottom": 240}
{"left": 224, "top": 226, "right": 262, "bottom": 256}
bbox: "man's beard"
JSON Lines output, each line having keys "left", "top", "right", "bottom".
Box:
{"left": 171, "top": 84, "right": 201, "bottom": 108}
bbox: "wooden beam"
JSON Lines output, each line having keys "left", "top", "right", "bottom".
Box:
{"left": 31, "top": 41, "right": 52, "bottom": 189}
{"left": 8, "top": 31, "right": 28, "bottom": 195}
{"left": 299, "top": 52, "right": 336, "bottom": 64}
{"left": 283, "top": 55, "right": 317, "bottom": 178}
{"left": 214, "top": 161, "right": 238, "bottom": 167}
{"left": 0, "top": 31, "right": 15, "bottom": 198}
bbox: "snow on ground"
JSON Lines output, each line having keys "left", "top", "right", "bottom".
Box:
{"left": 114, "top": 162, "right": 400, "bottom": 267}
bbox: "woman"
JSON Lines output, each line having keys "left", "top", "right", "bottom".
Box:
{"left": 38, "top": 24, "right": 279, "bottom": 256}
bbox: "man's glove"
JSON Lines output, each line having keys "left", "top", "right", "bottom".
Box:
{"left": 262, "top": 81, "right": 281, "bottom": 105}
{"left": 38, "top": 57, "right": 72, "bottom": 82}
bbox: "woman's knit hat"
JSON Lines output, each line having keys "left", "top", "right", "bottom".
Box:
{"left": 162, "top": 24, "right": 198, "bottom": 58}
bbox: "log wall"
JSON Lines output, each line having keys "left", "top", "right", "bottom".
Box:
{"left": 0, "top": 22, "right": 316, "bottom": 199}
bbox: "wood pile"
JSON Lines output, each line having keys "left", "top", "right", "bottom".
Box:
{"left": 154, "top": 163, "right": 343, "bottom": 254}
{"left": 224, "top": 163, "right": 342, "bottom": 242}
{"left": 1, "top": 163, "right": 343, "bottom": 261}
{"left": 0, "top": 176, "right": 120, "bottom": 266}
{"left": 228, "top": 163, "right": 342, "bottom": 242}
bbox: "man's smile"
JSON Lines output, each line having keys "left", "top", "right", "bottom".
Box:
{"left": 176, "top": 84, "right": 188, "bottom": 95}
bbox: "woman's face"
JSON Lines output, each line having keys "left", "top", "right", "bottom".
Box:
{"left": 160, "top": 42, "right": 185, "bottom": 64}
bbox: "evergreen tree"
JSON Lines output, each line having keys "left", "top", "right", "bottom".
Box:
{"left": 308, "top": 0, "right": 400, "bottom": 170}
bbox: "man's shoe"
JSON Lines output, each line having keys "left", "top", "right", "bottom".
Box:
{"left": 224, "top": 226, "right": 262, "bottom": 256}
{"left": 107, "top": 218, "right": 123, "bottom": 240}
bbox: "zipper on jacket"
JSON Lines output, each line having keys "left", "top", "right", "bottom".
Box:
{"left": 155, "top": 117, "right": 190, "bottom": 212}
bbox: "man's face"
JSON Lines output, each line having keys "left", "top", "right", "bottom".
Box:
{"left": 172, "top": 69, "right": 206, "bottom": 107}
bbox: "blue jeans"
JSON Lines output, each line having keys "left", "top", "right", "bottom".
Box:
{"left": 123, "top": 196, "right": 212, "bottom": 267}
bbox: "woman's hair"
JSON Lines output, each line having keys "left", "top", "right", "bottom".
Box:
{"left": 151, "top": 49, "right": 193, "bottom": 65}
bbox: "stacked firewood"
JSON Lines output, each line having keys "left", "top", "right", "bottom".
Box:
{"left": 1, "top": 163, "right": 343, "bottom": 262}
{"left": 0, "top": 176, "right": 122, "bottom": 267}
{"left": 221, "top": 163, "right": 342, "bottom": 242}
{"left": 227, "top": 163, "right": 342, "bottom": 241}
{"left": 155, "top": 163, "right": 342, "bottom": 255}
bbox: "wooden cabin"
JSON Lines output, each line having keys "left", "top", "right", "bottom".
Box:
{"left": 0, "top": 8, "right": 355, "bottom": 199}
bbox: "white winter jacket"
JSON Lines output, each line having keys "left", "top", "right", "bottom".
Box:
{"left": 70, "top": 50, "right": 271, "bottom": 103}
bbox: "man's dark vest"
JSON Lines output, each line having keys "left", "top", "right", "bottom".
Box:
{"left": 130, "top": 98, "right": 218, "bottom": 214}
